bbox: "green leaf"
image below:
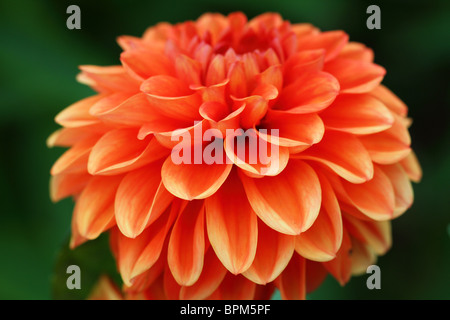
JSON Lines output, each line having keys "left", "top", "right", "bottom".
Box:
{"left": 51, "top": 233, "right": 122, "bottom": 300}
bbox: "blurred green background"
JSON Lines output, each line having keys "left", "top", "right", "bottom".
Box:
{"left": 0, "top": 0, "right": 449, "bottom": 300}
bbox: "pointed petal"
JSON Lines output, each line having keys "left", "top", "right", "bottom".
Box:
{"left": 55, "top": 95, "right": 105, "bottom": 128}
{"left": 50, "top": 137, "right": 97, "bottom": 175}
{"left": 337, "top": 42, "right": 374, "bottom": 62}
{"left": 283, "top": 50, "right": 325, "bottom": 85}
{"left": 218, "top": 274, "right": 256, "bottom": 300}
{"left": 78, "top": 65, "right": 140, "bottom": 93}
{"left": 370, "top": 84, "right": 408, "bottom": 117}
{"left": 297, "top": 31, "right": 349, "bottom": 62}
{"left": 349, "top": 238, "right": 377, "bottom": 275}
{"left": 399, "top": 151, "right": 422, "bottom": 183}
{"left": 73, "top": 175, "right": 123, "bottom": 239}
{"left": 120, "top": 49, "right": 174, "bottom": 80}
{"left": 240, "top": 160, "right": 321, "bottom": 235}
{"left": 305, "top": 260, "right": 328, "bottom": 293}
{"left": 50, "top": 171, "right": 91, "bottom": 202}
{"left": 168, "top": 200, "right": 206, "bottom": 286}
{"left": 206, "top": 169, "right": 258, "bottom": 274}
{"left": 115, "top": 163, "right": 174, "bottom": 238}
{"left": 243, "top": 219, "right": 295, "bottom": 284}
{"left": 295, "top": 173, "right": 343, "bottom": 262}
{"left": 380, "top": 163, "right": 414, "bottom": 217}
{"left": 322, "top": 229, "right": 352, "bottom": 286}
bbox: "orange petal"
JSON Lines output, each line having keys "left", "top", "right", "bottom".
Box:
{"left": 359, "top": 112, "right": 411, "bottom": 164}
{"left": 324, "top": 58, "right": 386, "bottom": 93}
{"left": 240, "top": 160, "right": 321, "bottom": 235}
{"left": 179, "top": 247, "right": 228, "bottom": 300}
{"left": 115, "top": 163, "right": 174, "bottom": 238}
{"left": 161, "top": 152, "right": 232, "bottom": 200}
{"left": 224, "top": 128, "right": 290, "bottom": 177}
{"left": 114, "top": 206, "right": 176, "bottom": 286}
{"left": 218, "top": 274, "right": 256, "bottom": 300}
{"left": 88, "top": 128, "right": 169, "bottom": 176}
{"left": 295, "top": 131, "right": 374, "bottom": 184}
{"left": 380, "top": 164, "right": 413, "bottom": 217}
{"left": 276, "top": 253, "right": 306, "bottom": 300}
{"left": 320, "top": 94, "right": 394, "bottom": 135}
{"left": 343, "top": 213, "right": 392, "bottom": 255}
{"left": 305, "top": 260, "right": 328, "bottom": 294}
{"left": 399, "top": 151, "right": 422, "bottom": 183}
{"left": 261, "top": 110, "right": 324, "bottom": 147}
{"left": 168, "top": 200, "right": 206, "bottom": 286}
{"left": 322, "top": 229, "right": 352, "bottom": 286}
{"left": 275, "top": 71, "right": 339, "bottom": 114}
{"left": 78, "top": 65, "right": 140, "bottom": 93}
{"left": 88, "top": 276, "right": 123, "bottom": 300}
{"left": 349, "top": 237, "right": 377, "bottom": 275}
{"left": 73, "top": 175, "right": 123, "bottom": 240}
{"left": 55, "top": 95, "right": 105, "bottom": 128}
{"left": 141, "top": 75, "right": 201, "bottom": 122}
{"left": 337, "top": 42, "right": 374, "bottom": 62}
{"left": 341, "top": 165, "right": 395, "bottom": 221}
{"left": 243, "top": 219, "right": 295, "bottom": 284}
{"left": 50, "top": 171, "right": 91, "bottom": 202}
{"left": 47, "top": 127, "right": 106, "bottom": 148}
{"left": 370, "top": 84, "right": 408, "bottom": 117}
{"left": 50, "top": 137, "right": 97, "bottom": 176}
{"left": 297, "top": 30, "right": 349, "bottom": 62}
{"left": 120, "top": 49, "right": 174, "bottom": 80}
{"left": 295, "top": 172, "right": 343, "bottom": 262}
{"left": 205, "top": 169, "right": 258, "bottom": 274}
{"left": 283, "top": 50, "right": 325, "bottom": 85}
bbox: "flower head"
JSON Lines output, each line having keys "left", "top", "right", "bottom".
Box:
{"left": 49, "top": 12, "right": 422, "bottom": 299}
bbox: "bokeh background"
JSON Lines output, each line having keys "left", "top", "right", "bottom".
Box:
{"left": 0, "top": 0, "right": 449, "bottom": 299}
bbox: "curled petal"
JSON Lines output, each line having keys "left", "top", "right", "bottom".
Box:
{"left": 120, "top": 49, "right": 174, "bottom": 80}
{"left": 370, "top": 84, "right": 408, "bottom": 117}
{"left": 322, "top": 229, "right": 352, "bottom": 286}
{"left": 399, "top": 151, "right": 422, "bottom": 183}
{"left": 50, "top": 171, "right": 91, "bottom": 202}
{"left": 337, "top": 42, "right": 374, "bottom": 62}
{"left": 379, "top": 164, "right": 414, "bottom": 217}
{"left": 50, "top": 137, "right": 97, "bottom": 175}
{"left": 276, "top": 253, "right": 306, "bottom": 300}
{"left": 297, "top": 30, "right": 349, "bottom": 62}
{"left": 77, "top": 65, "right": 140, "bottom": 93}
{"left": 55, "top": 95, "right": 105, "bottom": 128}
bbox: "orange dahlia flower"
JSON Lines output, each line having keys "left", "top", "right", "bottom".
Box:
{"left": 49, "top": 12, "right": 422, "bottom": 300}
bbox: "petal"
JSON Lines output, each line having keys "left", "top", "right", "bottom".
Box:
{"left": 120, "top": 49, "right": 174, "bottom": 80}
{"left": 370, "top": 84, "right": 408, "bottom": 117}
{"left": 114, "top": 206, "right": 176, "bottom": 286}
{"left": 224, "top": 128, "right": 290, "bottom": 177}
{"left": 115, "top": 163, "right": 174, "bottom": 238}
{"left": 341, "top": 165, "right": 395, "bottom": 220}
{"left": 337, "top": 42, "right": 374, "bottom": 62}
{"left": 73, "top": 175, "right": 123, "bottom": 239}
{"left": 243, "top": 219, "right": 295, "bottom": 284}
{"left": 168, "top": 200, "right": 206, "bottom": 286}
{"left": 283, "top": 50, "right": 325, "bottom": 85}
{"left": 305, "top": 260, "right": 328, "bottom": 294}
{"left": 50, "top": 171, "right": 91, "bottom": 202}
{"left": 379, "top": 164, "right": 414, "bottom": 217}
{"left": 275, "top": 71, "right": 339, "bottom": 114}
{"left": 240, "top": 160, "right": 321, "bottom": 235}
{"left": 141, "top": 75, "right": 202, "bottom": 122}
{"left": 47, "top": 127, "right": 106, "bottom": 148}
{"left": 88, "top": 128, "right": 169, "bottom": 176}
{"left": 295, "top": 172, "right": 343, "bottom": 262}
{"left": 275, "top": 253, "right": 306, "bottom": 300}
{"left": 77, "top": 65, "right": 141, "bottom": 93}
{"left": 320, "top": 94, "right": 394, "bottom": 135}
{"left": 205, "top": 169, "right": 258, "bottom": 274}
{"left": 349, "top": 238, "right": 377, "bottom": 275}
{"left": 358, "top": 113, "right": 411, "bottom": 164}
{"left": 399, "top": 151, "right": 422, "bottom": 183}
{"left": 179, "top": 247, "right": 227, "bottom": 300}
{"left": 161, "top": 151, "right": 232, "bottom": 200}
{"left": 55, "top": 95, "right": 105, "bottom": 128}
{"left": 88, "top": 276, "right": 123, "bottom": 300}
{"left": 295, "top": 131, "right": 374, "bottom": 184}
{"left": 322, "top": 229, "right": 352, "bottom": 286}
{"left": 50, "top": 137, "right": 97, "bottom": 175}
{"left": 218, "top": 274, "right": 256, "bottom": 300}
{"left": 297, "top": 30, "right": 349, "bottom": 62}
{"left": 324, "top": 58, "right": 386, "bottom": 93}
{"left": 343, "top": 214, "right": 392, "bottom": 255}
{"left": 261, "top": 110, "right": 325, "bottom": 147}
